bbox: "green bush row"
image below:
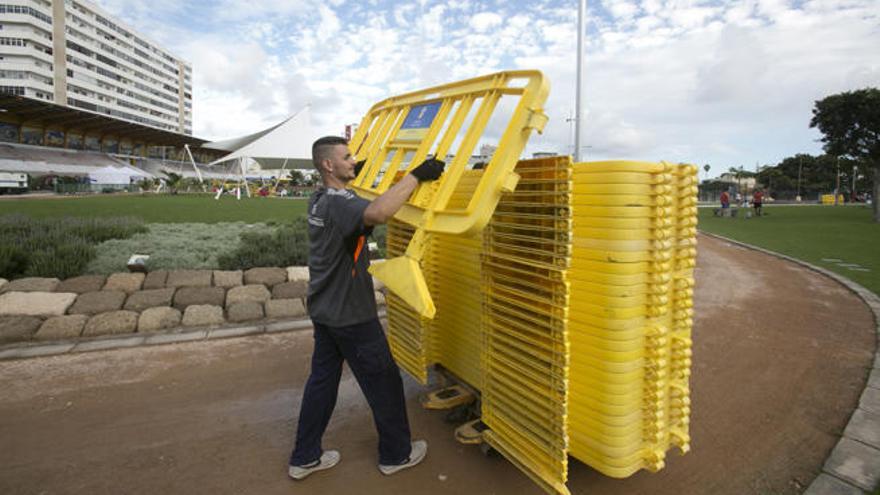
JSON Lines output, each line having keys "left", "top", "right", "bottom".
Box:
{"left": 216, "top": 220, "right": 387, "bottom": 270}
{"left": 0, "top": 214, "right": 146, "bottom": 280}
{"left": 217, "top": 218, "right": 310, "bottom": 269}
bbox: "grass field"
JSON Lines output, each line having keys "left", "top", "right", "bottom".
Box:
{"left": 698, "top": 204, "right": 880, "bottom": 296}
{"left": 0, "top": 194, "right": 308, "bottom": 223}
{"left": 4, "top": 195, "right": 878, "bottom": 296}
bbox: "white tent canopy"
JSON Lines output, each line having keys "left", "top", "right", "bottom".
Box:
{"left": 204, "top": 105, "right": 314, "bottom": 169}
{"left": 89, "top": 165, "right": 150, "bottom": 184}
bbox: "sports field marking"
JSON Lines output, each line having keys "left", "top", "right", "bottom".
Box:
{"left": 822, "top": 259, "right": 872, "bottom": 273}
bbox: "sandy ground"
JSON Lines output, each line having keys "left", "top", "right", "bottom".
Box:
{"left": 0, "top": 234, "right": 875, "bottom": 495}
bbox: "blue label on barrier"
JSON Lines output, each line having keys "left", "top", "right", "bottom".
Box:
{"left": 402, "top": 102, "right": 441, "bottom": 129}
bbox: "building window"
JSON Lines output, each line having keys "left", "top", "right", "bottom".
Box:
{"left": 0, "top": 5, "right": 52, "bottom": 24}
{"left": 0, "top": 85, "right": 26, "bottom": 96}
{"left": 0, "top": 37, "right": 26, "bottom": 47}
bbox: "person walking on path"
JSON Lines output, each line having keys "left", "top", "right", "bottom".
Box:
{"left": 752, "top": 189, "right": 764, "bottom": 217}
{"left": 288, "top": 136, "right": 445, "bottom": 481}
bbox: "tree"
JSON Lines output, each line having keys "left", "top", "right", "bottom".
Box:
{"left": 164, "top": 172, "right": 184, "bottom": 195}
{"left": 810, "top": 88, "right": 880, "bottom": 222}
{"left": 288, "top": 170, "right": 305, "bottom": 186}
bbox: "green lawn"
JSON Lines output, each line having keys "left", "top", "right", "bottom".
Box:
{"left": 698, "top": 204, "right": 880, "bottom": 296}
{"left": 4, "top": 195, "right": 878, "bottom": 296}
{"left": 0, "top": 194, "right": 308, "bottom": 223}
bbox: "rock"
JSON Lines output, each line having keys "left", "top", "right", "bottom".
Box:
{"left": 0, "top": 291, "right": 77, "bottom": 317}
{"left": 55, "top": 275, "right": 107, "bottom": 294}
{"left": 68, "top": 291, "right": 127, "bottom": 315}
{"left": 181, "top": 305, "right": 225, "bottom": 327}
{"left": 244, "top": 267, "right": 287, "bottom": 287}
{"left": 227, "top": 302, "right": 264, "bottom": 322}
{"left": 226, "top": 285, "right": 272, "bottom": 307}
{"left": 166, "top": 270, "right": 213, "bottom": 288}
{"left": 35, "top": 315, "right": 88, "bottom": 340}
{"left": 272, "top": 280, "right": 308, "bottom": 299}
{"left": 142, "top": 270, "right": 169, "bottom": 290}
{"left": 0, "top": 315, "right": 43, "bottom": 343}
{"left": 375, "top": 291, "right": 385, "bottom": 306}
{"left": 2, "top": 277, "right": 60, "bottom": 293}
{"left": 173, "top": 287, "right": 226, "bottom": 310}
{"left": 124, "top": 288, "right": 176, "bottom": 312}
{"left": 103, "top": 273, "right": 145, "bottom": 293}
{"left": 286, "top": 266, "right": 309, "bottom": 282}
{"left": 82, "top": 310, "right": 139, "bottom": 337}
{"left": 265, "top": 298, "right": 306, "bottom": 319}
{"left": 213, "top": 270, "right": 243, "bottom": 288}
{"left": 137, "top": 307, "right": 182, "bottom": 332}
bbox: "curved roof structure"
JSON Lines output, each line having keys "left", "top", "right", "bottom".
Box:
{"left": 203, "top": 105, "right": 314, "bottom": 169}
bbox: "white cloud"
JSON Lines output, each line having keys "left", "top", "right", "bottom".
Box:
{"left": 87, "top": 0, "right": 880, "bottom": 172}
{"left": 470, "top": 12, "right": 502, "bottom": 32}
{"left": 607, "top": 0, "right": 639, "bottom": 23}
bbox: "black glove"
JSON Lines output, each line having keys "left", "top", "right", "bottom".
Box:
{"left": 354, "top": 160, "right": 366, "bottom": 176}
{"left": 410, "top": 158, "right": 445, "bottom": 182}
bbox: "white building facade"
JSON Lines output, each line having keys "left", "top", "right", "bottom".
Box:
{"left": 0, "top": 0, "right": 192, "bottom": 134}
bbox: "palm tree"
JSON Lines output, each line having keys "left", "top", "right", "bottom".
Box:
{"left": 164, "top": 172, "right": 184, "bottom": 195}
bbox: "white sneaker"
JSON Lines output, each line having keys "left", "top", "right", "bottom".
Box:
{"left": 378, "top": 440, "right": 427, "bottom": 475}
{"left": 288, "top": 450, "right": 341, "bottom": 480}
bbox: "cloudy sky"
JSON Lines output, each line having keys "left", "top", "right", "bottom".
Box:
{"left": 92, "top": 0, "right": 879, "bottom": 177}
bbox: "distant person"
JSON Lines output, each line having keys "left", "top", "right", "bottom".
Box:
{"left": 752, "top": 189, "right": 764, "bottom": 216}
{"left": 288, "top": 136, "right": 444, "bottom": 481}
{"left": 720, "top": 190, "right": 730, "bottom": 214}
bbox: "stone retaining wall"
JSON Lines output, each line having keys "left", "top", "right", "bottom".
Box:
{"left": 0, "top": 267, "right": 385, "bottom": 346}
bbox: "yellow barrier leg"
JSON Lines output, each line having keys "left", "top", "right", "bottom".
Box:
{"left": 369, "top": 255, "right": 435, "bottom": 319}
{"left": 369, "top": 225, "right": 437, "bottom": 318}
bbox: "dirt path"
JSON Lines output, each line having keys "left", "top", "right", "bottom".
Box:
{"left": 0, "top": 234, "right": 875, "bottom": 495}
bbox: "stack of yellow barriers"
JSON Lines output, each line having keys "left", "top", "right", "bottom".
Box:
{"left": 383, "top": 173, "right": 487, "bottom": 388}
{"left": 566, "top": 160, "right": 696, "bottom": 478}
{"left": 481, "top": 157, "right": 572, "bottom": 494}
{"left": 381, "top": 157, "right": 697, "bottom": 494}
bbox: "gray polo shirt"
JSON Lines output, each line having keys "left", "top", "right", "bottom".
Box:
{"left": 306, "top": 187, "right": 377, "bottom": 327}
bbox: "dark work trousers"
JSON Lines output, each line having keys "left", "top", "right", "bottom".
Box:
{"left": 289, "top": 317, "right": 412, "bottom": 466}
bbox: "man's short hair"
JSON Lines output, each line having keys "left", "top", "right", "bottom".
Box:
{"left": 312, "top": 136, "right": 349, "bottom": 171}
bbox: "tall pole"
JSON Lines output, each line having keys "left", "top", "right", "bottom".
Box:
{"left": 796, "top": 157, "right": 802, "bottom": 201}
{"left": 574, "top": 0, "right": 586, "bottom": 162}
{"left": 852, "top": 164, "right": 857, "bottom": 201}
{"left": 835, "top": 156, "right": 841, "bottom": 206}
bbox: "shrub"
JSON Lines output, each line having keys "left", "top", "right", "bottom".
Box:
{"left": 87, "top": 222, "right": 257, "bottom": 274}
{"left": 218, "top": 217, "right": 309, "bottom": 269}
{"left": 0, "top": 244, "right": 29, "bottom": 279}
{"left": 0, "top": 214, "right": 146, "bottom": 280}
{"left": 217, "top": 218, "right": 388, "bottom": 269}
{"left": 25, "top": 241, "right": 96, "bottom": 280}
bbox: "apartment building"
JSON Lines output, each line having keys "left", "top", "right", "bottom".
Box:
{"left": 0, "top": 0, "right": 192, "bottom": 135}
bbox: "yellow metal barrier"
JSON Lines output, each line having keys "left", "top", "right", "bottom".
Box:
{"left": 350, "top": 71, "right": 549, "bottom": 318}
{"left": 567, "top": 160, "right": 695, "bottom": 478}
{"left": 821, "top": 194, "right": 845, "bottom": 205}
{"left": 482, "top": 157, "right": 572, "bottom": 495}
{"left": 381, "top": 153, "right": 697, "bottom": 491}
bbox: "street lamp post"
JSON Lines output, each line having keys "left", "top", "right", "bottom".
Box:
{"left": 835, "top": 156, "right": 841, "bottom": 206}
{"left": 574, "top": 0, "right": 586, "bottom": 162}
{"left": 852, "top": 164, "right": 858, "bottom": 201}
